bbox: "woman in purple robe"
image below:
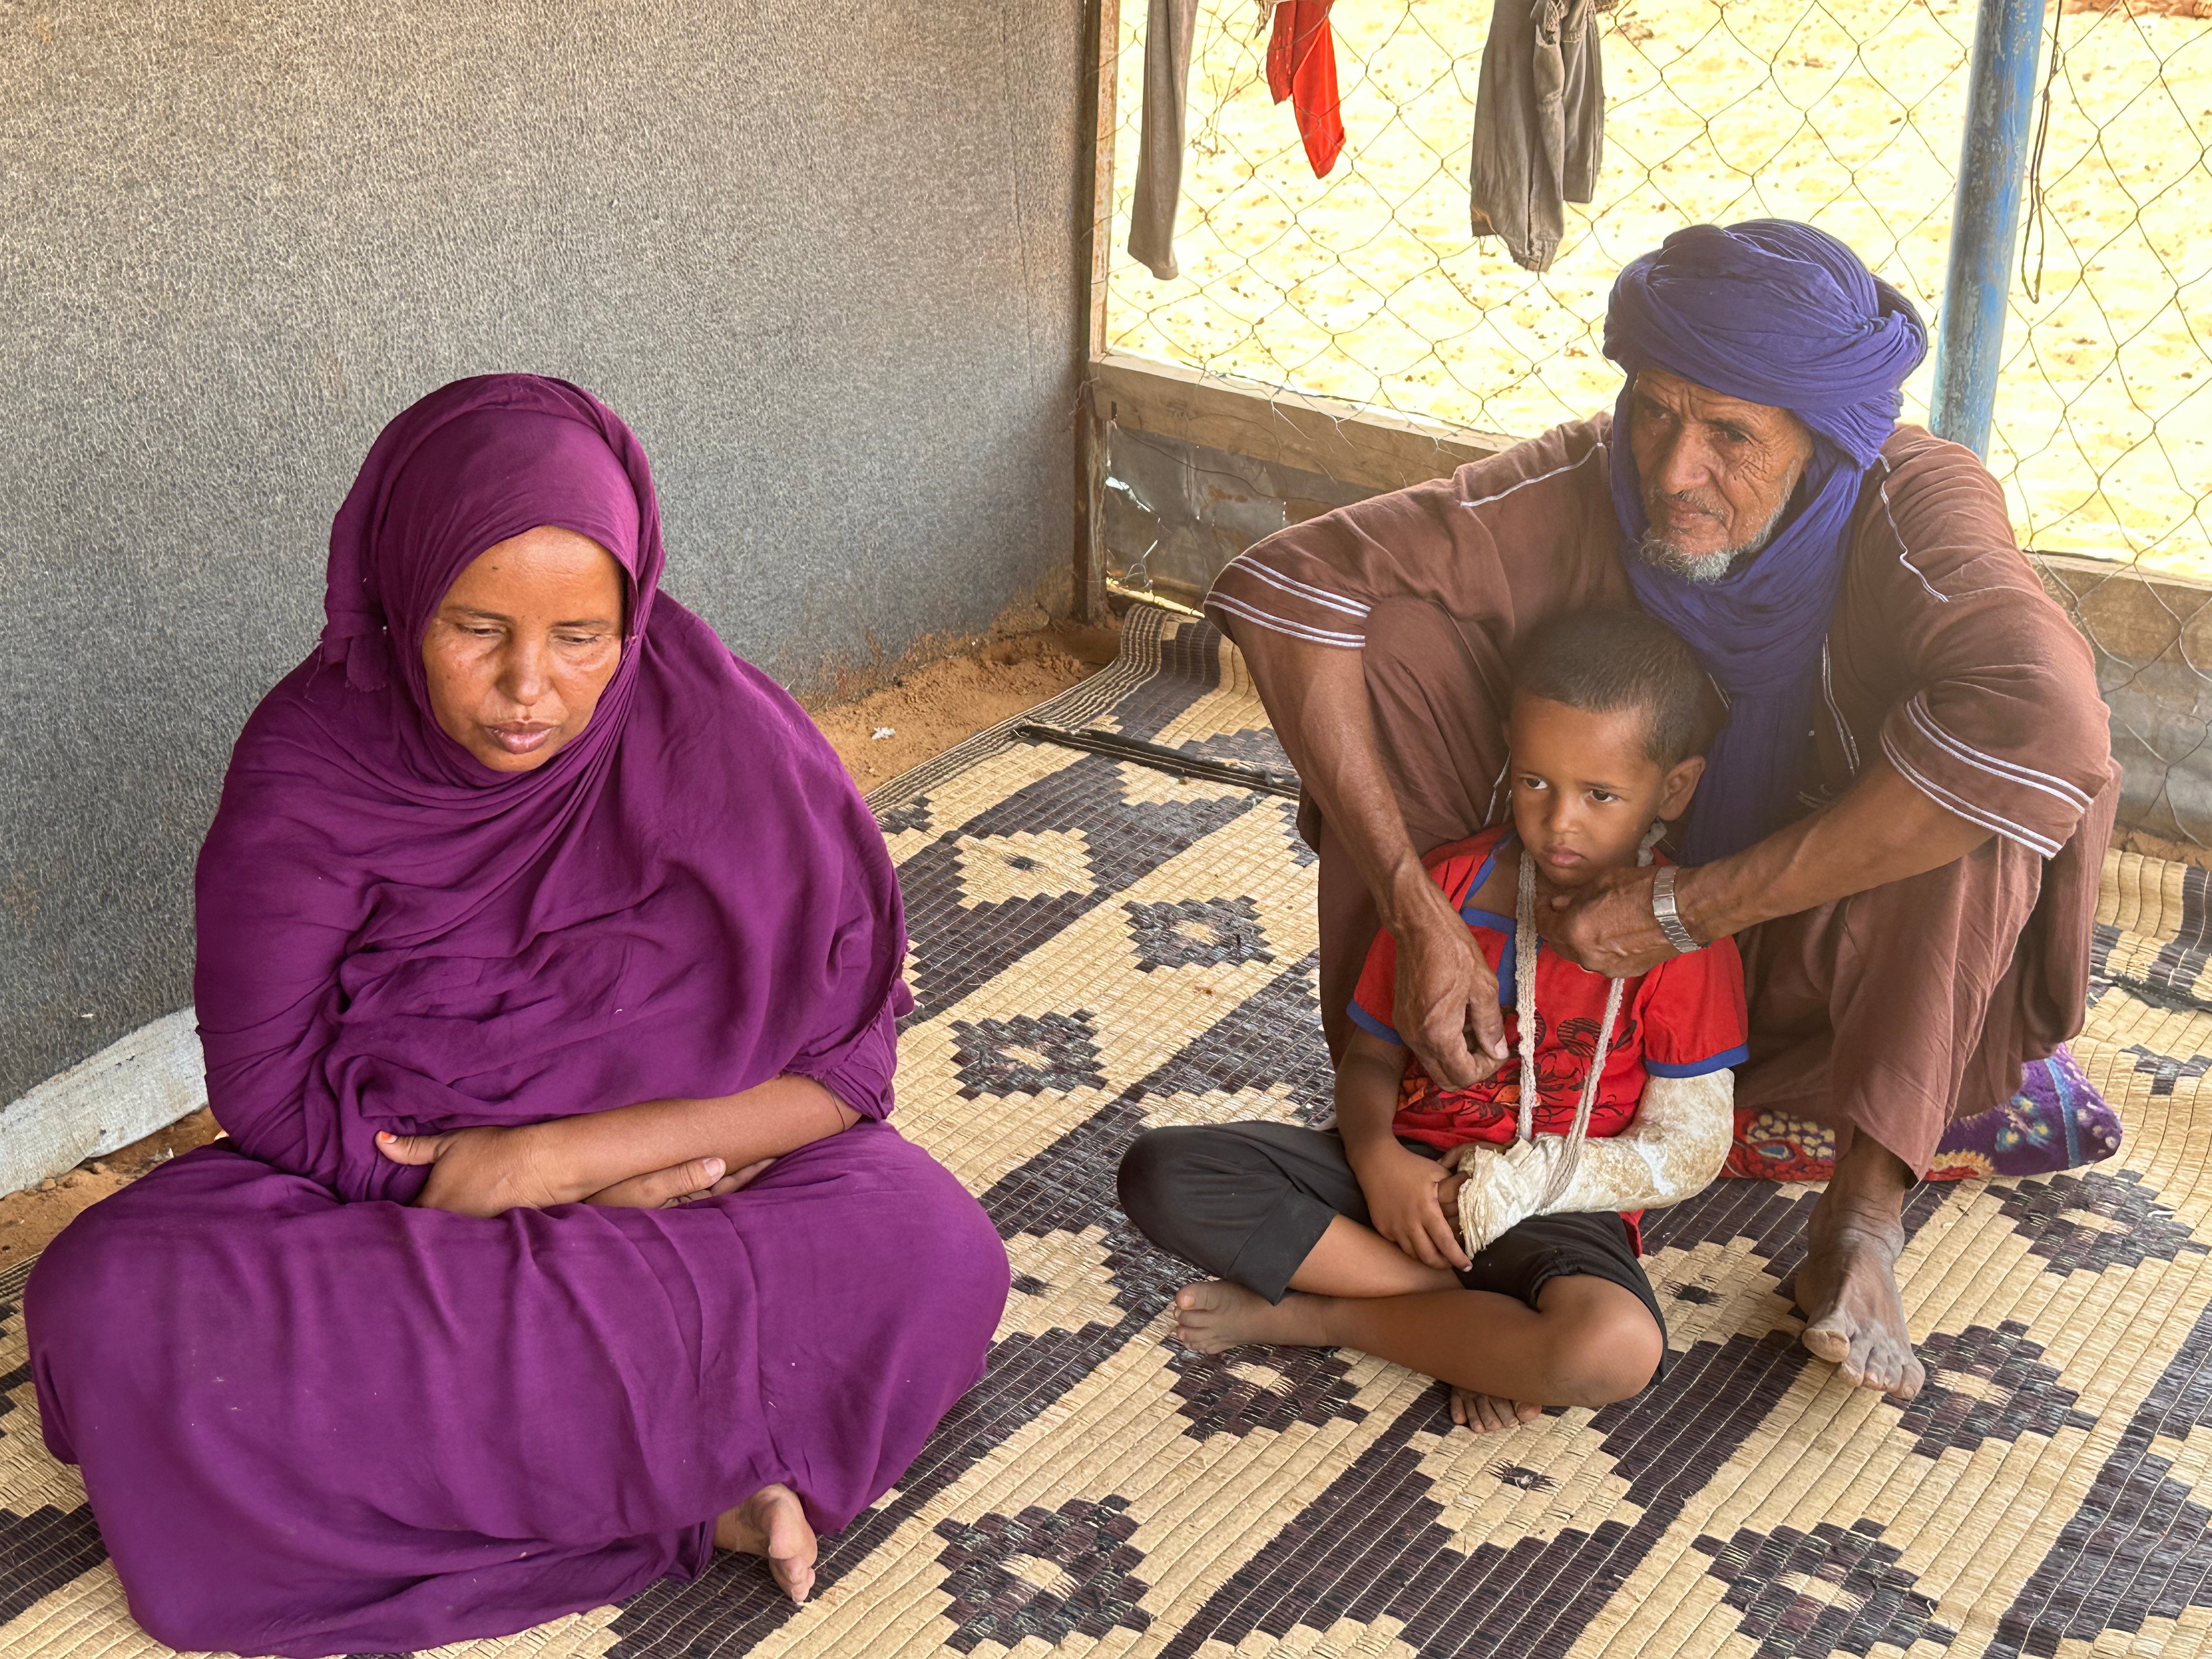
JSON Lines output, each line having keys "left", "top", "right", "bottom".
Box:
{"left": 25, "top": 375, "right": 1010, "bottom": 1657}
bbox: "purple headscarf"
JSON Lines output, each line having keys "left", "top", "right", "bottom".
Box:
{"left": 1604, "top": 221, "right": 1927, "bottom": 862}
{"left": 194, "top": 374, "right": 912, "bottom": 1200}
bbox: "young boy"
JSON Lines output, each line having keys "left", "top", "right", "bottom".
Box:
{"left": 1118, "top": 607, "right": 1748, "bottom": 1430}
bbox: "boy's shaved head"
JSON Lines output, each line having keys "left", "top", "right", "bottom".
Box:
{"left": 1510, "top": 608, "right": 1717, "bottom": 766}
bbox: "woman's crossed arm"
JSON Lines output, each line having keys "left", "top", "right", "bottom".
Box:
{"left": 376, "top": 1075, "right": 860, "bottom": 1216}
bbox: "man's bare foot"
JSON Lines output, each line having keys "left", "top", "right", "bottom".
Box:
{"left": 714, "top": 1482, "right": 818, "bottom": 1603}
{"left": 1797, "top": 1138, "right": 1926, "bottom": 1400}
{"left": 1172, "top": 1280, "right": 1330, "bottom": 1353}
{"left": 1450, "top": 1386, "right": 1540, "bottom": 1434}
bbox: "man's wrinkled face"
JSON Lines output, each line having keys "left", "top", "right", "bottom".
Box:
{"left": 1627, "top": 368, "right": 1815, "bottom": 583}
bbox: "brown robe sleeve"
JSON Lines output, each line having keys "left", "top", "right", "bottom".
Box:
{"left": 1201, "top": 419, "right": 1620, "bottom": 648}
{"left": 1852, "top": 431, "right": 2115, "bottom": 858}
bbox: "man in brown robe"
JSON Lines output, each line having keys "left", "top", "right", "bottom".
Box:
{"left": 1203, "top": 222, "right": 2117, "bottom": 1403}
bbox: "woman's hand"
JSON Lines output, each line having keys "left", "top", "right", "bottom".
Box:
{"left": 1351, "top": 1141, "right": 1472, "bottom": 1272}
{"left": 377, "top": 1125, "right": 780, "bottom": 1216}
{"left": 585, "top": 1157, "right": 776, "bottom": 1209}
{"left": 376, "top": 1125, "right": 573, "bottom": 1217}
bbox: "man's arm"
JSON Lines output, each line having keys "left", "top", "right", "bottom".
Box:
{"left": 1546, "top": 754, "right": 1990, "bottom": 975}
{"left": 1234, "top": 623, "right": 1508, "bottom": 1087}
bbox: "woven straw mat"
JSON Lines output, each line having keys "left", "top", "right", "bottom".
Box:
{"left": 2, "top": 604, "right": 2208, "bottom": 1659}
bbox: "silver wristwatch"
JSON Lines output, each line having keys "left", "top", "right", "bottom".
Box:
{"left": 1651, "top": 865, "right": 1703, "bottom": 954}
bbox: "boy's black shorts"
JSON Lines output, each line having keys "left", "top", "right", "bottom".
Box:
{"left": 1118, "top": 1120, "right": 1669, "bottom": 1380}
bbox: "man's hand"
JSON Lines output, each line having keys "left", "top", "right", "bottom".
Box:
{"left": 1392, "top": 884, "right": 1509, "bottom": 1090}
{"left": 1352, "top": 1141, "right": 1473, "bottom": 1272}
{"left": 1543, "top": 866, "right": 1680, "bottom": 978}
{"left": 1223, "top": 625, "right": 1509, "bottom": 1083}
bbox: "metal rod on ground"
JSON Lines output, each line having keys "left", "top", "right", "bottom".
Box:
{"left": 1013, "top": 721, "right": 1304, "bottom": 798}
{"left": 1931, "top": 0, "right": 2050, "bottom": 457}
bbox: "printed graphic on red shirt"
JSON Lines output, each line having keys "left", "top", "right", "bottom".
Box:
{"left": 1349, "top": 826, "right": 1750, "bottom": 1156}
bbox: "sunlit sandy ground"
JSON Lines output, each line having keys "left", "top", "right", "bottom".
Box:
{"left": 1107, "top": 0, "right": 2212, "bottom": 579}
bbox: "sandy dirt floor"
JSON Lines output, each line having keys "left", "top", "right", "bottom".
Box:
{"left": 1109, "top": 0, "right": 2211, "bottom": 577}
{"left": 0, "top": 620, "right": 1115, "bottom": 1264}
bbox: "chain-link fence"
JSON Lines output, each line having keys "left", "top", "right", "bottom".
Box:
{"left": 1104, "top": 0, "right": 2212, "bottom": 582}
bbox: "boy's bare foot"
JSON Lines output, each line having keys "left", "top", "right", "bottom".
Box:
{"left": 1450, "top": 1386, "right": 1541, "bottom": 1434}
{"left": 1172, "top": 1280, "right": 1330, "bottom": 1353}
{"left": 1797, "top": 1137, "right": 1925, "bottom": 1400}
{"left": 713, "top": 1482, "right": 818, "bottom": 1603}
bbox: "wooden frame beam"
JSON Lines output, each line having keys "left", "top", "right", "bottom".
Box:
{"left": 1071, "top": 0, "right": 1119, "bottom": 625}
{"left": 1092, "top": 352, "right": 1515, "bottom": 497}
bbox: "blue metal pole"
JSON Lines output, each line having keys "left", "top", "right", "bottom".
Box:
{"left": 1931, "top": 0, "right": 2049, "bottom": 456}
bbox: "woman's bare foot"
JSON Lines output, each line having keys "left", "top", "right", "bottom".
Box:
{"left": 1172, "top": 1280, "right": 1331, "bottom": 1353}
{"left": 1797, "top": 1138, "right": 1925, "bottom": 1400}
{"left": 1450, "top": 1386, "right": 1541, "bottom": 1434}
{"left": 714, "top": 1483, "right": 818, "bottom": 1604}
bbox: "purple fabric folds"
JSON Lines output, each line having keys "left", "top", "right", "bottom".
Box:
{"left": 1603, "top": 221, "right": 1928, "bottom": 862}
{"left": 26, "top": 376, "right": 1009, "bottom": 1656}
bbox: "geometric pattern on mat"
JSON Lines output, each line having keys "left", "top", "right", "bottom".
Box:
{"left": 2, "top": 604, "right": 2209, "bottom": 1658}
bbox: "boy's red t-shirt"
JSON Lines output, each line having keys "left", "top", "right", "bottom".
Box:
{"left": 1350, "top": 827, "right": 1750, "bottom": 1246}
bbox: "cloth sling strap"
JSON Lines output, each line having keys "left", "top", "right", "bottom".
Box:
{"left": 1510, "top": 829, "right": 1657, "bottom": 1207}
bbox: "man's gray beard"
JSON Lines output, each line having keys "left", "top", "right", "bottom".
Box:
{"left": 1635, "top": 494, "right": 1793, "bottom": 584}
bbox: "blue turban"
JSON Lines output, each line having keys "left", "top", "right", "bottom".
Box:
{"left": 1603, "top": 220, "right": 1927, "bottom": 864}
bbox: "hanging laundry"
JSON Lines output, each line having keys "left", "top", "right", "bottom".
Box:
{"left": 1267, "top": 1, "right": 1345, "bottom": 179}
{"left": 1130, "top": 0, "right": 1200, "bottom": 279}
{"left": 1469, "top": 0, "right": 1604, "bottom": 273}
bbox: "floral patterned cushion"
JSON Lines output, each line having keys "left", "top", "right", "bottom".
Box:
{"left": 1722, "top": 1044, "right": 2123, "bottom": 1181}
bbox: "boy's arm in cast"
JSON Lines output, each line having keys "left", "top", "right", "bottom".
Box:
{"left": 1447, "top": 1068, "right": 1735, "bottom": 1252}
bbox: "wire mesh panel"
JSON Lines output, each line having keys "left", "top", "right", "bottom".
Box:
{"left": 1105, "top": 0, "right": 2212, "bottom": 579}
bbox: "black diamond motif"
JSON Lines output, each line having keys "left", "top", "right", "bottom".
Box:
{"left": 1993, "top": 1169, "right": 2209, "bottom": 1274}
{"left": 1167, "top": 1344, "right": 1368, "bottom": 1440}
{"left": 1694, "top": 1519, "right": 1955, "bottom": 1659}
{"left": 1987, "top": 1298, "right": 2212, "bottom": 1656}
{"left": 950, "top": 1012, "right": 1109, "bottom": 1100}
{"left": 1134, "top": 952, "right": 1334, "bottom": 1122}
{"left": 2124, "top": 1044, "right": 2212, "bottom": 1097}
{"left": 1891, "top": 1321, "right": 2096, "bottom": 1459}
{"left": 1159, "top": 1330, "right": 1815, "bottom": 1659}
{"left": 1125, "top": 896, "right": 1276, "bottom": 972}
{"left": 876, "top": 794, "right": 933, "bottom": 835}
{"left": 934, "top": 1495, "right": 1153, "bottom": 1653}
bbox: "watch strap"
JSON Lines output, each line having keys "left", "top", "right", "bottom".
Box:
{"left": 1651, "top": 864, "right": 1702, "bottom": 954}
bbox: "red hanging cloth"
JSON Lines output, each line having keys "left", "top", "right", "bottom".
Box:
{"left": 1266, "top": 1, "right": 1345, "bottom": 179}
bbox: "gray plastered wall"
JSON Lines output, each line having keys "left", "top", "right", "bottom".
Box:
{"left": 1, "top": 0, "right": 1085, "bottom": 1104}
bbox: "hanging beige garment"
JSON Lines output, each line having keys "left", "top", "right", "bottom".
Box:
{"left": 1129, "top": 0, "right": 1201, "bottom": 280}
{"left": 1469, "top": 0, "right": 1605, "bottom": 273}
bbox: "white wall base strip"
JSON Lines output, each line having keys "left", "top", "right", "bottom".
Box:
{"left": 0, "top": 1008, "right": 205, "bottom": 1198}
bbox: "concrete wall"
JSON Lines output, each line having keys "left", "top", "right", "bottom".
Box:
{"left": 0, "top": 1, "right": 1085, "bottom": 1104}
